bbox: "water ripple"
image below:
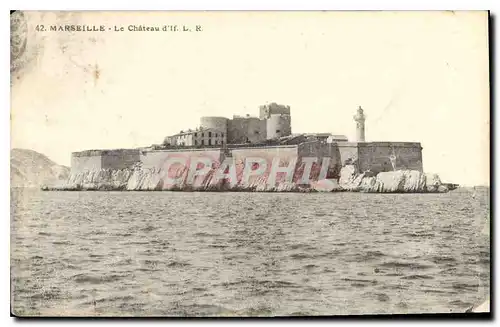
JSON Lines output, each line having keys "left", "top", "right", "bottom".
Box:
{"left": 10, "top": 188, "right": 490, "bottom": 316}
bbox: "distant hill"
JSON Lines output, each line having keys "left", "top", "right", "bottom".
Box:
{"left": 10, "top": 148, "right": 70, "bottom": 188}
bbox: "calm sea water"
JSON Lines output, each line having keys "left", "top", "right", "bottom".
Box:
{"left": 11, "top": 188, "right": 490, "bottom": 316}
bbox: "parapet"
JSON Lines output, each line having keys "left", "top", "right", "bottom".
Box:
{"left": 72, "top": 148, "right": 141, "bottom": 157}
{"left": 259, "top": 103, "right": 291, "bottom": 119}
{"left": 360, "top": 142, "right": 422, "bottom": 149}
{"left": 335, "top": 141, "right": 422, "bottom": 149}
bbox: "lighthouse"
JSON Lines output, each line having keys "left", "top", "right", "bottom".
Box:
{"left": 353, "top": 106, "right": 366, "bottom": 142}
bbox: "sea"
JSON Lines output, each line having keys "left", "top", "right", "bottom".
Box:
{"left": 10, "top": 187, "right": 490, "bottom": 316}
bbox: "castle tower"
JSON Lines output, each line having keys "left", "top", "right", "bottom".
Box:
{"left": 266, "top": 113, "right": 292, "bottom": 140}
{"left": 353, "top": 106, "right": 366, "bottom": 142}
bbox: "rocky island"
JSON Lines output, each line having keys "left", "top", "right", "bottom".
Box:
{"left": 41, "top": 104, "right": 457, "bottom": 193}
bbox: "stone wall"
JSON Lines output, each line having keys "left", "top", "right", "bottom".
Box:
{"left": 139, "top": 148, "right": 224, "bottom": 170}
{"left": 67, "top": 141, "right": 424, "bottom": 190}
{"left": 336, "top": 142, "right": 360, "bottom": 167}
{"left": 297, "top": 141, "right": 342, "bottom": 180}
{"left": 227, "top": 117, "right": 267, "bottom": 144}
{"left": 266, "top": 114, "right": 292, "bottom": 140}
{"left": 71, "top": 149, "right": 140, "bottom": 173}
{"left": 199, "top": 116, "right": 228, "bottom": 133}
{"left": 231, "top": 145, "right": 299, "bottom": 187}
{"left": 357, "top": 142, "right": 423, "bottom": 174}
{"left": 70, "top": 153, "right": 102, "bottom": 174}
{"left": 101, "top": 149, "right": 141, "bottom": 170}
{"left": 136, "top": 148, "right": 224, "bottom": 189}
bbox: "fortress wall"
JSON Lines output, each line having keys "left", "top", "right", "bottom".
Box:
{"left": 101, "top": 149, "right": 141, "bottom": 170}
{"left": 71, "top": 149, "right": 141, "bottom": 173}
{"left": 297, "top": 141, "right": 342, "bottom": 180}
{"left": 230, "top": 145, "right": 300, "bottom": 186}
{"left": 139, "top": 148, "right": 224, "bottom": 170}
{"left": 226, "top": 119, "right": 243, "bottom": 143}
{"left": 390, "top": 143, "right": 423, "bottom": 171}
{"left": 246, "top": 118, "right": 267, "bottom": 143}
{"left": 227, "top": 118, "right": 267, "bottom": 144}
{"left": 336, "top": 142, "right": 360, "bottom": 167}
{"left": 200, "top": 116, "right": 228, "bottom": 133}
{"left": 266, "top": 114, "right": 292, "bottom": 140}
{"left": 70, "top": 154, "right": 102, "bottom": 174}
{"left": 66, "top": 141, "right": 425, "bottom": 191}
{"left": 137, "top": 148, "right": 225, "bottom": 189}
{"left": 357, "top": 142, "right": 423, "bottom": 174}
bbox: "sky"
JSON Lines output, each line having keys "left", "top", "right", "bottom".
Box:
{"left": 11, "top": 11, "right": 489, "bottom": 186}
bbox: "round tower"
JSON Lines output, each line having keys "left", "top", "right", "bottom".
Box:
{"left": 353, "top": 106, "right": 366, "bottom": 142}
{"left": 200, "top": 116, "right": 228, "bottom": 134}
{"left": 266, "top": 114, "right": 292, "bottom": 140}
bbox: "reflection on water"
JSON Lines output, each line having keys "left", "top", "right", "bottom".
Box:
{"left": 11, "top": 188, "right": 490, "bottom": 316}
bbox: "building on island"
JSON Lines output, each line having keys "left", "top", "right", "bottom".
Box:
{"left": 70, "top": 104, "right": 424, "bottom": 180}
{"left": 164, "top": 128, "right": 226, "bottom": 147}
{"left": 164, "top": 102, "right": 316, "bottom": 146}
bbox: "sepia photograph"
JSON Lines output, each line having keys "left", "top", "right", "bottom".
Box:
{"left": 10, "top": 10, "right": 490, "bottom": 317}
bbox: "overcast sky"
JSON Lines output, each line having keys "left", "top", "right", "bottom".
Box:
{"left": 11, "top": 11, "right": 489, "bottom": 186}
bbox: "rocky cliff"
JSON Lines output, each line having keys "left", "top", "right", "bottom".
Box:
{"left": 11, "top": 148, "right": 70, "bottom": 188}
{"left": 46, "top": 164, "right": 450, "bottom": 193}
{"left": 338, "top": 165, "right": 449, "bottom": 193}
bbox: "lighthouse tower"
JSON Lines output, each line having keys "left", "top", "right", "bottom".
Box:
{"left": 353, "top": 106, "right": 366, "bottom": 142}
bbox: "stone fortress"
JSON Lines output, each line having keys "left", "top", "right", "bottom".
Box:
{"left": 71, "top": 103, "right": 424, "bottom": 178}
{"left": 57, "top": 102, "right": 458, "bottom": 193}
{"left": 164, "top": 103, "right": 295, "bottom": 147}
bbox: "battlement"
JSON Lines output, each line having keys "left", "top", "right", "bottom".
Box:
{"left": 72, "top": 149, "right": 141, "bottom": 157}
{"left": 337, "top": 141, "right": 422, "bottom": 148}
{"left": 71, "top": 148, "right": 141, "bottom": 173}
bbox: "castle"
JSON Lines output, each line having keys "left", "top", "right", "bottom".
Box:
{"left": 164, "top": 103, "right": 291, "bottom": 147}
{"left": 70, "top": 103, "right": 424, "bottom": 180}
{"left": 163, "top": 102, "right": 347, "bottom": 147}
